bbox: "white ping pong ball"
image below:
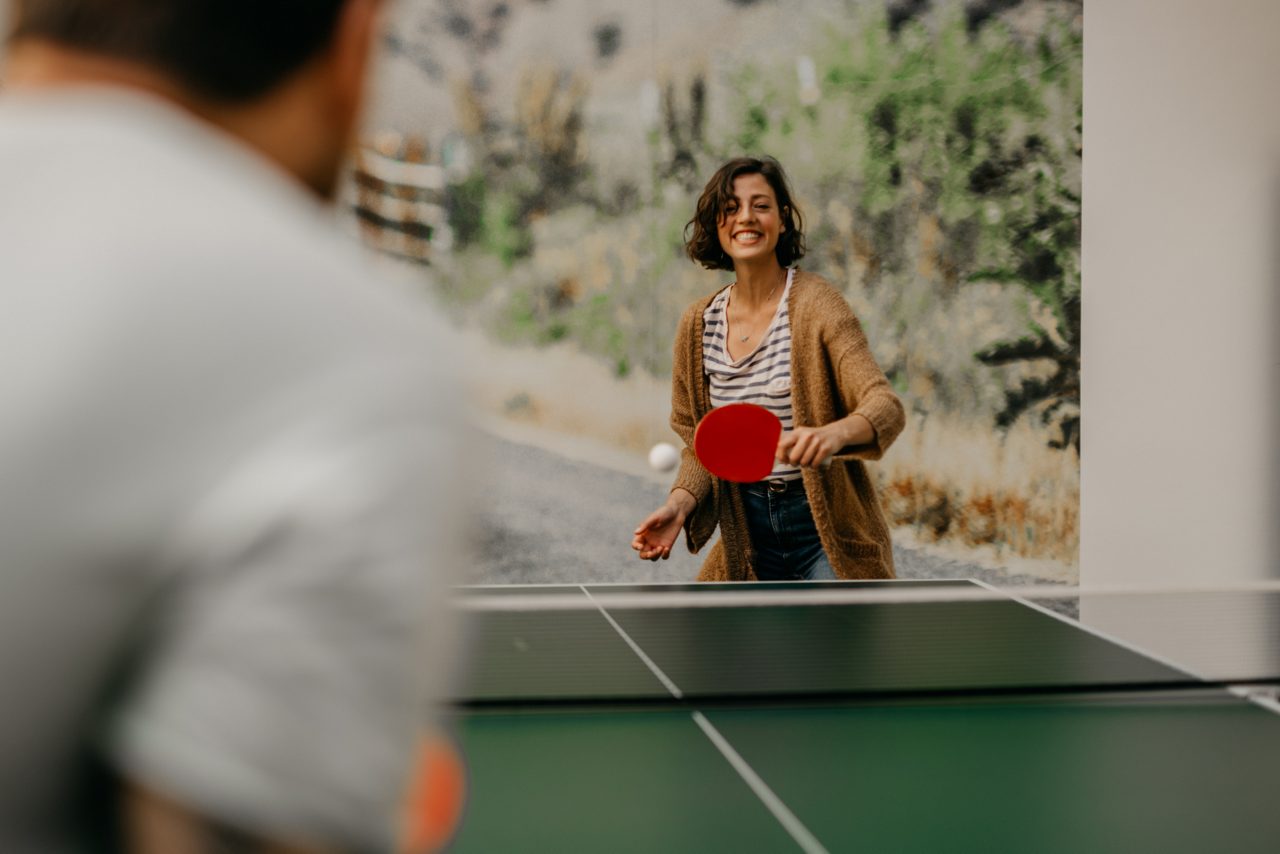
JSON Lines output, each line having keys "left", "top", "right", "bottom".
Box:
{"left": 648, "top": 442, "right": 679, "bottom": 472}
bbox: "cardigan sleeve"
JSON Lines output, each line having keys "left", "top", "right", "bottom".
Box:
{"left": 826, "top": 296, "right": 905, "bottom": 461}
{"left": 668, "top": 304, "right": 714, "bottom": 505}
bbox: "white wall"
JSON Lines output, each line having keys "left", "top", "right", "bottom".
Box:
{"left": 1082, "top": 0, "right": 1280, "bottom": 587}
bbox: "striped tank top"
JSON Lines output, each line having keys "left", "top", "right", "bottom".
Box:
{"left": 701, "top": 267, "right": 800, "bottom": 481}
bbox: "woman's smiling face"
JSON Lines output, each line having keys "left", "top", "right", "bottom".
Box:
{"left": 716, "top": 172, "right": 785, "bottom": 268}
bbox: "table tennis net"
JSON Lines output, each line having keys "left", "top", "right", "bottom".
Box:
{"left": 449, "top": 581, "right": 1280, "bottom": 706}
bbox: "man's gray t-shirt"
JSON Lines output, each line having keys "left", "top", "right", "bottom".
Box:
{"left": 0, "top": 88, "right": 464, "bottom": 852}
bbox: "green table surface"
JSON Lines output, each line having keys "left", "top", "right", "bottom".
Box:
{"left": 447, "top": 708, "right": 799, "bottom": 852}
{"left": 447, "top": 691, "right": 1280, "bottom": 853}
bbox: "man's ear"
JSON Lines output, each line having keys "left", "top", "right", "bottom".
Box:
{"left": 327, "top": 0, "right": 384, "bottom": 137}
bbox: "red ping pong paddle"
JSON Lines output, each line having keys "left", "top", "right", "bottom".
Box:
{"left": 693, "top": 402, "right": 783, "bottom": 482}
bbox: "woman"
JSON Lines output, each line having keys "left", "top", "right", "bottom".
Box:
{"left": 631, "top": 156, "right": 905, "bottom": 580}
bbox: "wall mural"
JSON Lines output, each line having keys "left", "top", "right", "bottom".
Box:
{"left": 354, "top": 0, "right": 1083, "bottom": 584}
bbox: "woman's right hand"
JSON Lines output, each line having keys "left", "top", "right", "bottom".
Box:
{"left": 632, "top": 490, "right": 696, "bottom": 561}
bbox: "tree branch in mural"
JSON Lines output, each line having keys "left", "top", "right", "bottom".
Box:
{"left": 970, "top": 131, "right": 1081, "bottom": 453}
{"left": 660, "top": 75, "right": 707, "bottom": 191}
{"left": 514, "top": 68, "right": 589, "bottom": 216}
{"left": 446, "top": 62, "right": 589, "bottom": 263}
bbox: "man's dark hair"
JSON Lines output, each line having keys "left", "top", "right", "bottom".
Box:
{"left": 9, "top": 0, "right": 349, "bottom": 102}
{"left": 684, "top": 156, "right": 806, "bottom": 271}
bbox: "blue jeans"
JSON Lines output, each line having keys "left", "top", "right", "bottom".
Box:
{"left": 742, "top": 479, "right": 838, "bottom": 581}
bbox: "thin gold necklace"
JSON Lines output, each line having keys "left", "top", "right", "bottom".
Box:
{"left": 732, "top": 272, "right": 785, "bottom": 343}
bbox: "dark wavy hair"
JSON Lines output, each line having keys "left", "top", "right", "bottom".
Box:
{"left": 684, "top": 156, "right": 806, "bottom": 271}
{"left": 9, "top": 0, "right": 348, "bottom": 102}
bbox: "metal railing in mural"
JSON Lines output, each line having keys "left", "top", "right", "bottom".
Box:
{"left": 349, "top": 133, "right": 451, "bottom": 265}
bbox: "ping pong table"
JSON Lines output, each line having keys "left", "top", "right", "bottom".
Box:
{"left": 441, "top": 580, "right": 1280, "bottom": 853}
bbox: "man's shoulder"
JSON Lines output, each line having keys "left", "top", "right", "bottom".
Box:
{"left": 1, "top": 90, "right": 454, "bottom": 416}
{"left": 6, "top": 91, "right": 356, "bottom": 280}
{"left": 103, "top": 133, "right": 441, "bottom": 357}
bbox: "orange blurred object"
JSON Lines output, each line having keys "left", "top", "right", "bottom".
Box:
{"left": 400, "top": 732, "right": 467, "bottom": 853}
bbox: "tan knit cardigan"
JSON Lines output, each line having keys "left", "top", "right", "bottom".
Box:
{"left": 670, "top": 270, "right": 905, "bottom": 580}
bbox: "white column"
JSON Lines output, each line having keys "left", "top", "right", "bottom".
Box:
{"left": 1083, "top": 0, "right": 1280, "bottom": 589}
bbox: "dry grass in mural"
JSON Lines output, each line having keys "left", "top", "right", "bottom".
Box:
{"left": 877, "top": 415, "right": 1078, "bottom": 564}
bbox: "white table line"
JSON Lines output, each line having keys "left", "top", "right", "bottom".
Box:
{"left": 579, "top": 584, "right": 829, "bottom": 853}
{"left": 692, "top": 711, "right": 831, "bottom": 854}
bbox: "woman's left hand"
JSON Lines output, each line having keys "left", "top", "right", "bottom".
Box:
{"left": 776, "top": 425, "right": 841, "bottom": 468}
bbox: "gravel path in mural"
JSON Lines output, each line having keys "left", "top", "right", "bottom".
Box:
{"left": 471, "top": 430, "right": 1051, "bottom": 588}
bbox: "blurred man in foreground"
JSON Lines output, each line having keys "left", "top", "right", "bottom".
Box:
{"left": 0, "top": 0, "right": 465, "bottom": 850}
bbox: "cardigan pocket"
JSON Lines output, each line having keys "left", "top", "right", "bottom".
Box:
{"left": 832, "top": 535, "right": 890, "bottom": 579}
{"left": 834, "top": 535, "right": 882, "bottom": 561}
